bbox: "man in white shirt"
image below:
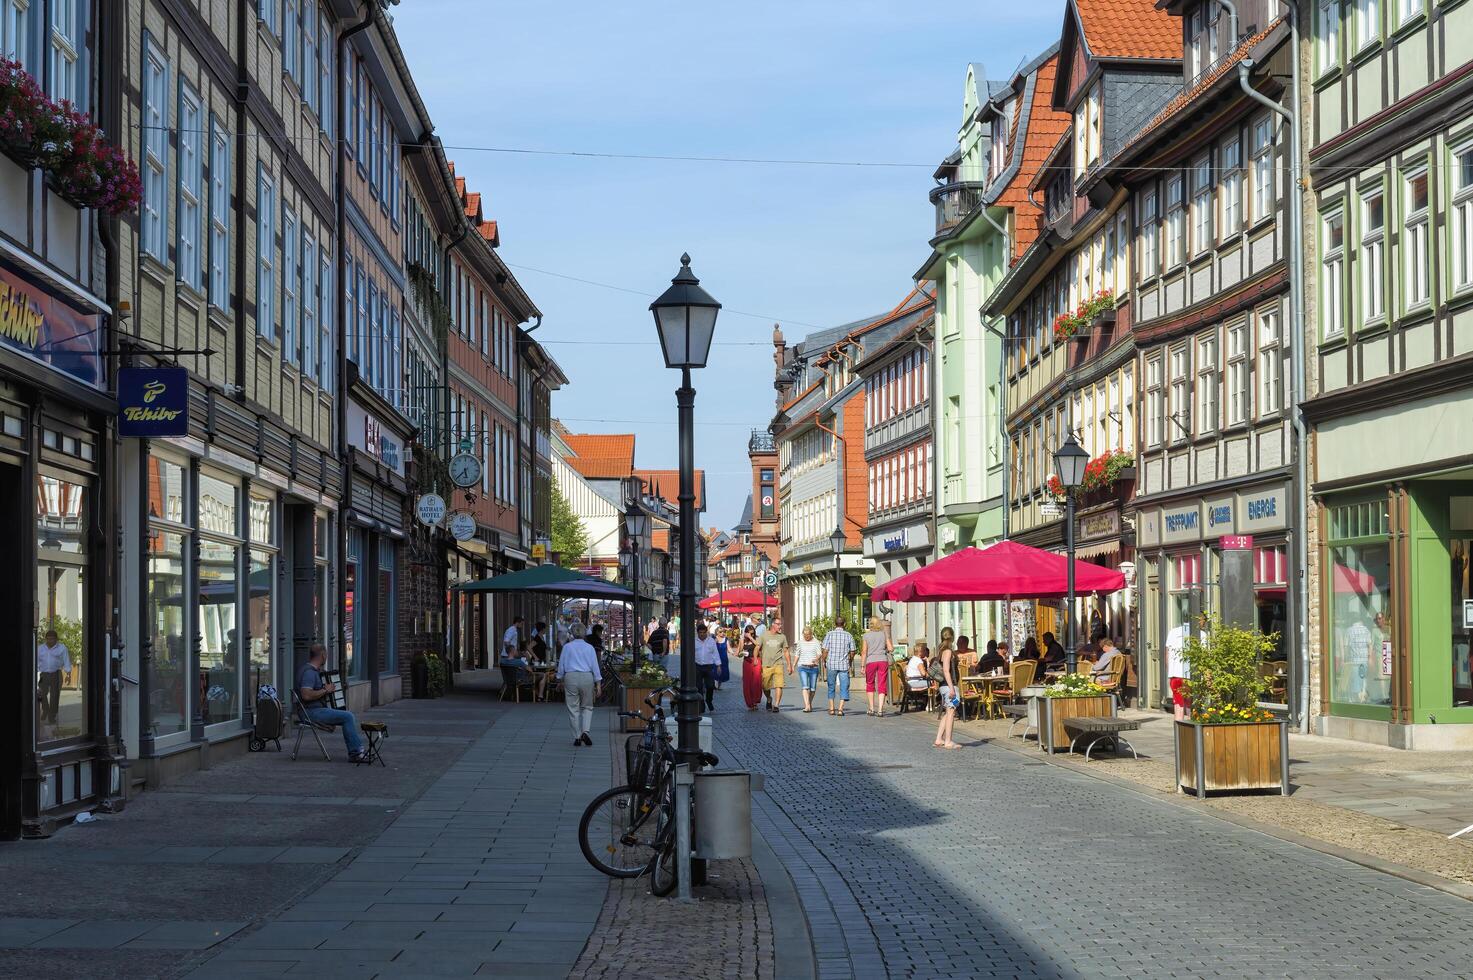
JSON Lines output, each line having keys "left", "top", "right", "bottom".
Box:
{"left": 693, "top": 622, "right": 721, "bottom": 712}
{"left": 557, "top": 630, "right": 603, "bottom": 747}
{"left": 502, "top": 616, "right": 524, "bottom": 661}
{"left": 36, "top": 628, "right": 70, "bottom": 724}
{"left": 1164, "top": 615, "right": 1207, "bottom": 720}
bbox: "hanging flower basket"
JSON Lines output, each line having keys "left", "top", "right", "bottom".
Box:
{"left": 1051, "top": 289, "right": 1115, "bottom": 343}
{"left": 0, "top": 59, "right": 140, "bottom": 215}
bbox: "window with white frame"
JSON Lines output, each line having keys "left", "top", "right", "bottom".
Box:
{"left": 317, "top": 11, "right": 332, "bottom": 135}
{"left": 3, "top": 0, "right": 33, "bottom": 67}
{"left": 319, "top": 250, "right": 332, "bottom": 389}
{"left": 256, "top": 166, "right": 275, "bottom": 340}
{"left": 1169, "top": 345, "right": 1191, "bottom": 442}
{"left": 1454, "top": 142, "right": 1473, "bottom": 293}
{"left": 1353, "top": 0, "right": 1379, "bottom": 51}
{"left": 284, "top": 0, "right": 299, "bottom": 83}
{"left": 1187, "top": 4, "right": 1205, "bottom": 80}
{"left": 141, "top": 36, "right": 169, "bottom": 262}
{"left": 1403, "top": 167, "right": 1430, "bottom": 308}
{"left": 1196, "top": 332, "right": 1218, "bottom": 436}
{"left": 302, "top": 0, "right": 316, "bottom": 110}
{"left": 1138, "top": 188, "right": 1159, "bottom": 280}
{"left": 1146, "top": 355, "right": 1165, "bottom": 448}
{"left": 48, "top": 0, "right": 83, "bottom": 104}
{"left": 1394, "top": 0, "right": 1423, "bottom": 27}
{"left": 1321, "top": 207, "right": 1345, "bottom": 337}
{"left": 1251, "top": 114, "right": 1275, "bottom": 222}
{"left": 208, "top": 115, "right": 230, "bottom": 306}
{"left": 1191, "top": 154, "right": 1214, "bottom": 254}
{"left": 177, "top": 83, "right": 203, "bottom": 291}
{"left": 301, "top": 232, "right": 316, "bottom": 373}
{"left": 1227, "top": 319, "right": 1249, "bottom": 425}
{"left": 1318, "top": 0, "right": 1341, "bottom": 75}
{"left": 282, "top": 207, "right": 297, "bottom": 363}
{"left": 1256, "top": 304, "right": 1282, "bottom": 417}
{"left": 1166, "top": 174, "right": 1185, "bottom": 268}
{"left": 1359, "top": 184, "right": 1385, "bottom": 323}
{"left": 1220, "top": 136, "right": 1242, "bottom": 236}
{"left": 1113, "top": 212, "right": 1129, "bottom": 296}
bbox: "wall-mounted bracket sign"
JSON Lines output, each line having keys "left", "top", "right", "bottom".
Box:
{"left": 118, "top": 367, "right": 188, "bottom": 436}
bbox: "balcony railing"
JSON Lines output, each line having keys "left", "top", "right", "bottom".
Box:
{"left": 748, "top": 428, "right": 775, "bottom": 453}
{"left": 929, "top": 181, "right": 986, "bottom": 236}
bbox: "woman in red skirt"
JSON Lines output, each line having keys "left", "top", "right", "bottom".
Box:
{"left": 738, "top": 625, "right": 763, "bottom": 710}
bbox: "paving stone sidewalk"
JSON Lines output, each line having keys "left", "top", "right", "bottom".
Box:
{"left": 714, "top": 693, "right": 1473, "bottom": 979}
{"left": 0, "top": 675, "right": 509, "bottom": 980}
{"left": 184, "top": 702, "right": 609, "bottom": 979}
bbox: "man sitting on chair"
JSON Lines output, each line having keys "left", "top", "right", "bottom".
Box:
{"left": 1090, "top": 637, "right": 1122, "bottom": 684}
{"left": 298, "top": 643, "right": 366, "bottom": 763}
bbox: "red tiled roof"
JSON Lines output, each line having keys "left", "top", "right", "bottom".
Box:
{"left": 1120, "top": 20, "right": 1282, "bottom": 155}
{"left": 651, "top": 528, "right": 671, "bottom": 552}
{"left": 1007, "top": 54, "right": 1070, "bottom": 259}
{"left": 1074, "top": 0, "right": 1182, "bottom": 60}
{"left": 635, "top": 469, "right": 706, "bottom": 511}
{"left": 563, "top": 433, "right": 636, "bottom": 479}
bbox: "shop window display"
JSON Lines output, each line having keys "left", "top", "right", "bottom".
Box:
{"left": 1452, "top": 496, "right": 1473, "bottom": 707}
{"left": 1328, "top": 500, "right": 1392, "bottom": 708}
{"left": 35, "top": 474, "right": 87, "bottom": 744}
{"left": 198, "top": 472, "right": 241, "bottom": 727}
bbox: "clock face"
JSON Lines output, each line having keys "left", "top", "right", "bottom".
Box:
{"left": 449, "top": 452, "right": 482, "bottom": 488}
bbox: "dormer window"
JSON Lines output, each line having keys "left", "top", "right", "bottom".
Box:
{"left": 1073, "top": 83, "right": 1101, "bottom": 181}
{"left": 1187, "top": 2, "right": 1223, "bottom": 81}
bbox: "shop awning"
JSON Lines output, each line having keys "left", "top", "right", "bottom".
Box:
{"left": 453, "top": 564, "right": 635, "bottom": 600}
{"left": 870, "top": 539, "right": 1126, "bottom": 603}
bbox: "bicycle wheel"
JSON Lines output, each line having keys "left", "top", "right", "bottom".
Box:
{"left": 578, "top": 785, "right": 662, "bottom": 878}
{"left": 649, "top": 835, "right": 678, "bottom": 897}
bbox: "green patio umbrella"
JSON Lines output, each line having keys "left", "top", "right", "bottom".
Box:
{"left": 452, "top": 564, "right": 634, "bottom": 600}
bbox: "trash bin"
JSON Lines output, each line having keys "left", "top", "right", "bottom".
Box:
{"left": 693, "top": 770, "right": 752, "bottom": 859}
{"left": 663, "top": 716, "right": 713, "bottom": 755}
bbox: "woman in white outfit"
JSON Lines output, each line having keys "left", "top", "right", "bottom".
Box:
{"left": 557, "top": 628, "right": 603, "bottom": 747}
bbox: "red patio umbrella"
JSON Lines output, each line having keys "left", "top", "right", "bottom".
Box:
{"left": 871, "top": 539, "right": 1126, "bottom": 603}
{"left": 697, "top": 587, "right": 776, "bottom": 611}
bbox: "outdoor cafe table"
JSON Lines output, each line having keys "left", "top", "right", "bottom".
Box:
{"left": 961, "top": 673, "right": 1011, "bottom": 719}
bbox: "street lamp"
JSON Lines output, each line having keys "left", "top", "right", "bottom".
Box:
{"left": 757, "top": 552, "right": 771, "bottom": 624}
{"left": 624, "top": 501, "right": 651, "bottom": 669}
{"left": 650, "top": 253, "right": 720, "bottom": 772}
{"left": 829, "top": 526, "right": 846, "bottom": 622}
{"left": 1053, "top": 432, "right": 1090, "bottom": 672}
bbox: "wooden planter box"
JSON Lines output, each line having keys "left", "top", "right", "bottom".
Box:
{"left": 620, "top": 681, "right": 666, "bottom": 732}
{"left": 1174, "top": 720, "right": 1288, "bottom": 797}
{"left": 1039, "top": 695, "right": 1116, "bottom": 753}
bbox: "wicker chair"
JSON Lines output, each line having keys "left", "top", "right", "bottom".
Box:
{"left": 986, "top": 660, "right": 1037, "bottom": 717}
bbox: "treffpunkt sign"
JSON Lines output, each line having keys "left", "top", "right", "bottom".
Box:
{"left": 118, "top": 367, "right": 189, "bottom": 437}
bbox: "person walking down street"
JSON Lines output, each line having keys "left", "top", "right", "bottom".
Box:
{"left": 557, "top": 628, "right": 602, "bottom": 747}
{"left": 862, "top": 617, "right": 894, "bottom": 717}
{"left": 739, "top": 625, "right": 762, "bottom": 711}
{"left": 794, "top": 625, "right": 823, "bottom": 712}
{"left": 757, "top": 618, "right": 791, "bottom": 713}
{"left": 502, "top": 616, "right": 524, "bottom": 661}
{"left": 694, "top": 622, "right": 721, "bottom": 712}
{"left": 714, "top": 626, "right": 731, "bottom": 689}
{"left": 933, "top": 640, "right": 960, "bottom": 750}
{"left": 647, "top": 619, "right": 669, "bottom": 664}
{"left": 822, "top": 618, "right": 856, "bottom": 717}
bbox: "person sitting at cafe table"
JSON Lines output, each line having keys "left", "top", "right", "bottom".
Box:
{"left": 954, "top": 635, "right": 975, "bottom": 676}
{"left": 297, "top": 643, "right": 366, "bottom": 762}
{"left": 1090, "top": 637, "right": 1123, "bottom": 684}
{"left": 1041, "top": 632, "right": 1068, "bottom": 669}
{"left": 501, "top": 642, "right": 541, "bottom": 699}
{"left": 976, "top": 640, "right": 1006, "bottom": 674}
{"left": 997, "top": 641, "right": 1013, "bottom": 664}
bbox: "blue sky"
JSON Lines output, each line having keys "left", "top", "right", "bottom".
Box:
{"left": 392, "top": 0, "right": 1065, "bottom": 529}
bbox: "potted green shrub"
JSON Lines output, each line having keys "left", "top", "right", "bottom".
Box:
{"left": 1038, "top": 673, "right": 1115, "bottom": 753}
{"left": 1174, "top": 616, "right": 1288, "bottom": 797}
{"left": 618, "top": 660, "right": 674, "bottom": 732}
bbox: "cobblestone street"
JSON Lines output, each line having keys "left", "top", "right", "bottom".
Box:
{"left": 710, "top": 687, "right": 1473, "bottom": 980}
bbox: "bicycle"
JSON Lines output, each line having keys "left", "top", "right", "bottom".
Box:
{"left": 577, "top": 687, "right": 717, "bottom": 895}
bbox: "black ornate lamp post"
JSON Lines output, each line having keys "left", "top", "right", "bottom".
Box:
{"left": 649, "top": 253, "right": 720, "bottom": 778}
{"left": 1053, "top": 433, "right": 1090, "bottom": 672}
{"left": 624, "top": 501, "right": 650, "bottom": 669}
{"left": 757, "top": 551, "right": 771, "bottom": 624}
{"left": 829, "top": 526, "right": 846, "bottom": 622}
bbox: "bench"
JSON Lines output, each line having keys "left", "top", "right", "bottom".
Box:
{"left": 1000, "top": 704, "right": 1032, "bottom": 738}
{"left": 1062, "top": 716, "right": 1141, "bottom": 761}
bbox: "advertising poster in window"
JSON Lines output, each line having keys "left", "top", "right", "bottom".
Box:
{"left": 0, "top": 261, "right": 102, "bottom": 387}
